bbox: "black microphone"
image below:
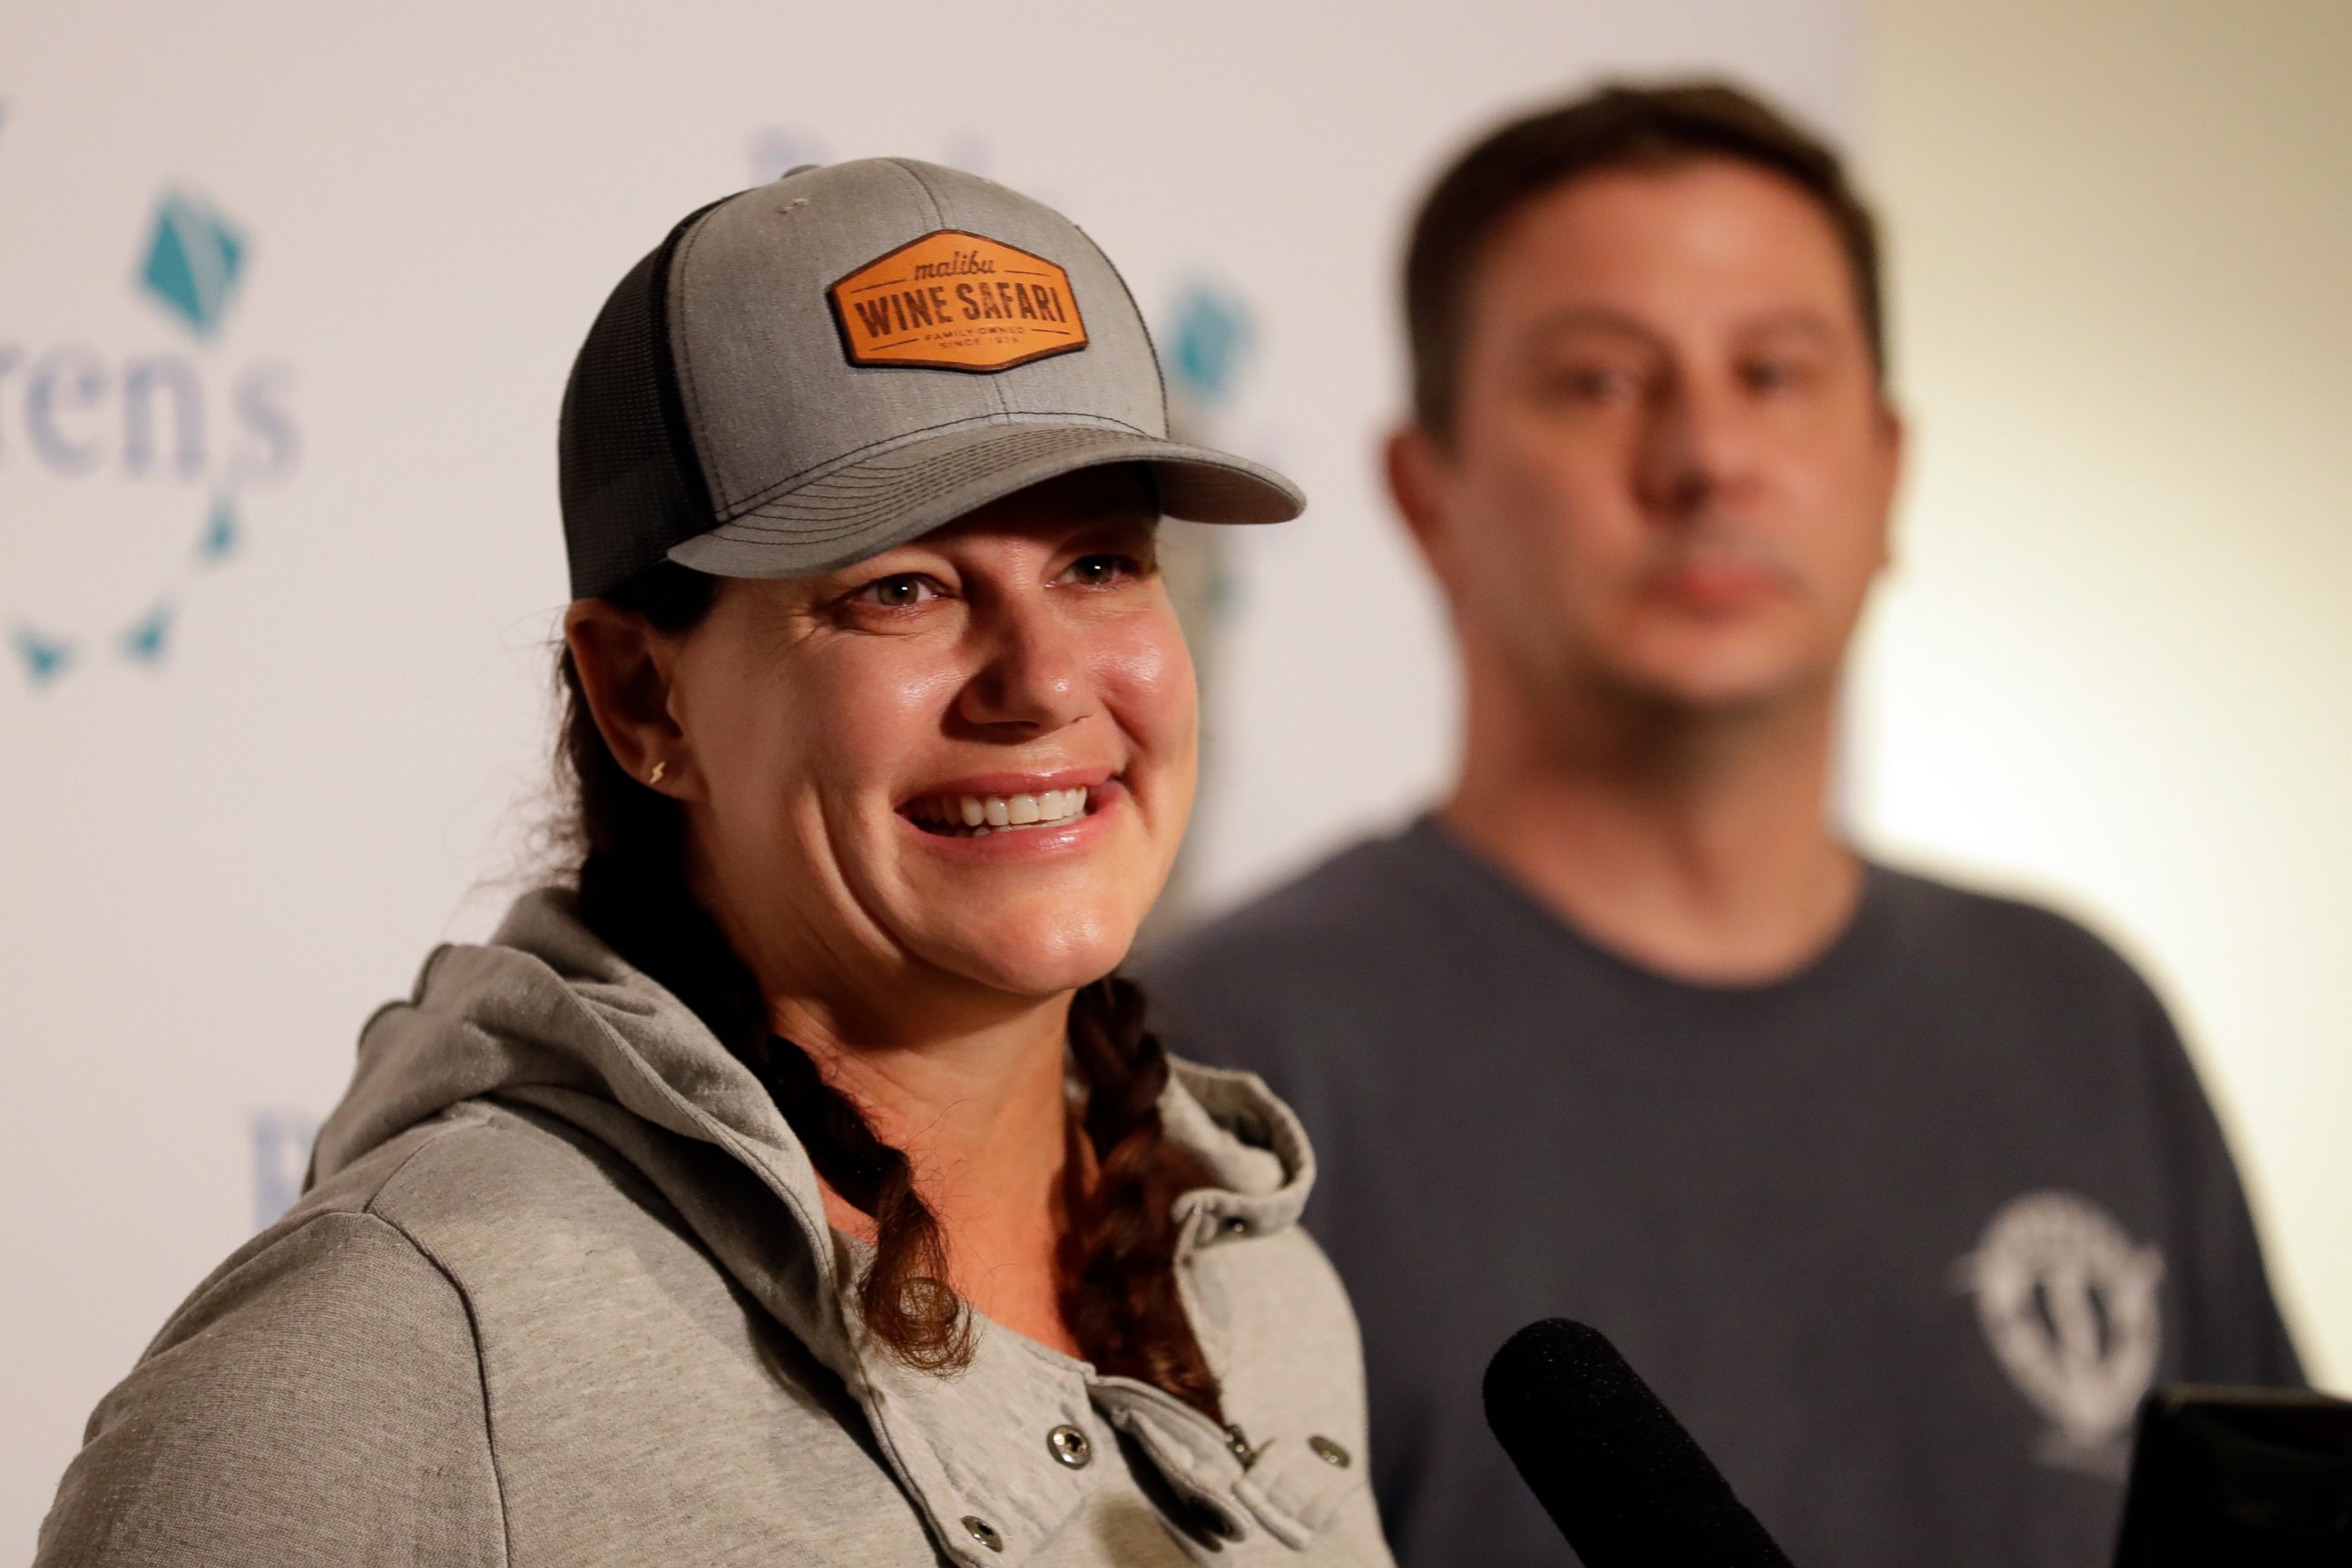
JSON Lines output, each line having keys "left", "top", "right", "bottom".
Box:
{"left": 1484, "top": 1318, "right": 1794, "bottom": 1567}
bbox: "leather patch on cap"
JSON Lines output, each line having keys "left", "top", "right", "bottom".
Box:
{"left": 828, "top": 230, "right": 1088, "bottom": 372}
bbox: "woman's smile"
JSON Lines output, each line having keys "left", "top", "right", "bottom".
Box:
{"left": 898, "top": 767, "right": 1119, "bottom": 848}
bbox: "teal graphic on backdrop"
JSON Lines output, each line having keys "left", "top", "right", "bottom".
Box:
{"left": 141, "top": 191, "right": 247, "bottom": 338}
{"left": 1141, "top": 277, "right": 1268, "bottom": 936}
{"left": 1167, "top": 282, "right": 1253, "bottom": 409}
{"left": 12, "top": 625, "right": 71, "bottom": 683}
{"left": 4, "top": 125, "right": 299, "bottom": 689}
{"left": 250, "top": 1110, "right": 318, "bottom": 1232}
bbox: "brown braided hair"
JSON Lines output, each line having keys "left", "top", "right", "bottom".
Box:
{"left": 555, "top": 559, "right": 1222, "bottom": 1417}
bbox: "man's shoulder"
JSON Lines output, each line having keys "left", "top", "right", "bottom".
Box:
{"left": 1139, "top": 828, "right": 1476, "bottom": 1079}
{"left": 1868, "top": 865, "right": 2187, "bottom": 1069}
{"left": 1157, "top": 828, "right": 1440, "bottom": 973}
{"left": 1872, "top": 860, "right": 2156, "bottom": 998}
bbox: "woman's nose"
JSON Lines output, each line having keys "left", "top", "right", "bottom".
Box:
{"left": 955, "top": 593, "right": 1091, "bottom": 735}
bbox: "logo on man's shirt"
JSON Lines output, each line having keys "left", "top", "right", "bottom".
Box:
{"left": 1955, "top": 1191, "right": 2164, "bottom": 1476}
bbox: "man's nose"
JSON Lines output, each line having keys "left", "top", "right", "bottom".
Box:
{"left": 955, "top": 591, "right": 1091, "bottom": 734}
{"left": 1634, "top": 377, "right": 1760, "bottom": 523}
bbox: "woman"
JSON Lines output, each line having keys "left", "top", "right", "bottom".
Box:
{"left": 37, "top": 160, "right": 1393, "bottom": 1567}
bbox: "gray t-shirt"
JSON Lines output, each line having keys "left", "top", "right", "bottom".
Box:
{"left": 1143, "top": 818, "right": 2300, "bottom": 1568}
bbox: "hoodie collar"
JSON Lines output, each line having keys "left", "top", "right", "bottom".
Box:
{"left": 317, "top": 888, "right": 1319, "bottom": 1566}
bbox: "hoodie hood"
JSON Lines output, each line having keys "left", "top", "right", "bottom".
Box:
{"left": 318, "top": 886, "right": 1312, "bottom": 1240}
{"left": 312, "top": 888, "right": 1327, "bottom": 1563}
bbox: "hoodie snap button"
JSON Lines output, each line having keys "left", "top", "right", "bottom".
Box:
{"left": 1308, "top": 1435, "right": 1352, "bottom": 1468}
{"left": 962, "top": 1514, "right": 1004, "bottom": 1552}
{"left": 1047, "top": 1424, "right": 1094, "bottom": 1468}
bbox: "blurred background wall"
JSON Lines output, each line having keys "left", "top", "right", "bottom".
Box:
{"left": 1851, "top": 0, "right": 2352, "bottom": 1400}
{"left": 4, "top": 0, "right": 2347, "bottom": 1552}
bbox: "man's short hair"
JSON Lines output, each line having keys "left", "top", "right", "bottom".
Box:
{"left": 1405, "top": 80, "right": 1887, "bottom": 436}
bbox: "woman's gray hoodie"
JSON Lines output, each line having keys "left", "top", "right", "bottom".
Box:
{"left": 35, "top": 891, "right": 1393, "bottom": 1567}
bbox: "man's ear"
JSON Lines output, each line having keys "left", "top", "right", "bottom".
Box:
{"left": 564, "top": 600, "right": 695, "bottom": 797}
{"left": 1386, "top": 423, "right": 1460, "bottom": 591}
{"left": 1871, "top": 398, "right": 1906, "bottom": 575}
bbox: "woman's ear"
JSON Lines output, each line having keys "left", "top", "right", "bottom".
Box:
{"left": 564, "top": 600, "right": 696, "bottom": 797}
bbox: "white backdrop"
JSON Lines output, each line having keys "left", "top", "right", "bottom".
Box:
{"left": 0, "top": 1, "right": 1863, "bottom": 1547}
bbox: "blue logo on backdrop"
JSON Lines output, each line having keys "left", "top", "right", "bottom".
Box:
{"left": 3, "top": 118, "right": 302, "bottom": 689}
{"left": 1154, "top": 278, "right": 1290, "bottom": 633}
{"left": 1165, "top": 282, "right": 1254, "bottom": 412}
{"left": 141, "top": 191, "right": 247, "bottom": 338}
{"left": 250, "top": 1109, "right": 319, "bottom": 1232}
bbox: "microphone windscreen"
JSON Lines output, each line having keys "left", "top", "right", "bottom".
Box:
{"left": 1483, "top": 1318, "right": 1793, "bottom": 1568}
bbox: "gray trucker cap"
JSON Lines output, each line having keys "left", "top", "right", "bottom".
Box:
{"left": 558, "top": 157, "right": 1305, "bottom": 600}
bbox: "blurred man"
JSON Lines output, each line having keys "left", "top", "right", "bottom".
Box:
{"left": 1146, "top": 83, "right": 2300, "bottom": 1567}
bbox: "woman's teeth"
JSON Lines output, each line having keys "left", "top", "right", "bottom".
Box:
{"left": 908, "top": 787, "right": 1092, "bottom": 838}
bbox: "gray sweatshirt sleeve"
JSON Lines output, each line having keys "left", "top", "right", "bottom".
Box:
{"left": 35, "top": 1209, "right": 506, "bottom": 1566}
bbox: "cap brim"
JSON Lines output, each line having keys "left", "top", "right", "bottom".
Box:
{"left": 668, "top": 421, "right": 1304, "bottom": 580}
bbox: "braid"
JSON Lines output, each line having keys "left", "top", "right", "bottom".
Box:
{"left": 1060, "top": 976, "right": 1225, "bottom": 1422}
{"left": 747, "top": 1034, "right": 972, "bottom": 1370}
{"left": 557, "top": 563, "right": 970, "bottom": 1372}
{"left": 556, "top": 562, "right": 1216, "bottom": 1410}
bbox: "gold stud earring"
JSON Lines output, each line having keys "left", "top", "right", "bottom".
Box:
{"left": 647, "top": 760, "right": 667, "bottom": 786}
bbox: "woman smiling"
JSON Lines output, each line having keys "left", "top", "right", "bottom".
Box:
{"left": 36, "top": 161, "right": 1392, "bottom": 1567}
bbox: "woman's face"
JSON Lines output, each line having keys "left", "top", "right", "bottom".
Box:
{"left": 660, "top": 467, "right": 1193, "bottom": 1019}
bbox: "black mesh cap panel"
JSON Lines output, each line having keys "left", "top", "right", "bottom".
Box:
{"left": 557, "top": 203, "right": 726, "bottom": 600}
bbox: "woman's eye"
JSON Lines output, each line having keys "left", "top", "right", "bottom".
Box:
{"left": 1063, "top": 554, "right": 1139, "bottom": 587}
{"left": 849, "top": 573, "right": 939, "bottom": 608}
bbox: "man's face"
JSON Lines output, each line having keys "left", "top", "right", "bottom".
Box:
{"left": 1398, "top": 159, "right": 1899, "bottom": 720}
